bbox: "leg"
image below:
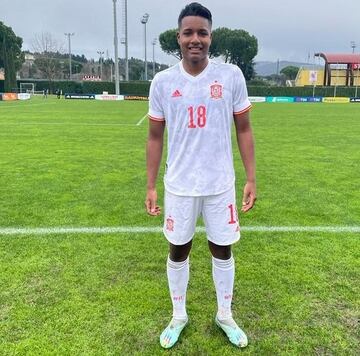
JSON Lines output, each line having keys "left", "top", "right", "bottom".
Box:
{"left": 170, "top": 240, "right": 192, "bottom": 262}
{"left": 208, "top": 241, "right": 234, "bottom": 320}
{"left": 160, "top": 242, "right": 193, "bottom": 349}
{"left": 208, "top": 240, "right": 231, "bottom": 260}
{"left": 160, "top": 192, "right": 199, "bottom": 349}
{"left": 209, "top": 243, "right": 248, "bottom": 347}
{"left": 203, "top": 187, "right": 248, "bottom": 347}
{"left": 167, "top": 240, "right": 192, "bottom": 318}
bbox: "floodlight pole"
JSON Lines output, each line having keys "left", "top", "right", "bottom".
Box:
{"left": 122, "top": 0, "right": 129, "bottom": 81}
{"left": 64, "top": 33, "right": 75, "bottom": 80}
{"left": 141, "top": 13, "right": 149, "bottom": 81}
{"left": 152, "top": 38, "right": 157, "bottom": 78}
{"left": 97, "top": 51, "right": 104, "bottom": 80}
{"left": 351, "top": 41, "right": 358, "bottom": 97}
{"left": 113, "top": 0, "right": 120, "bottom": 94}
{"left": 333, "top": 63, "right": 339, "bottom": 98}
{"left": 351, "top": 41, "right": 356, "bottom": 54}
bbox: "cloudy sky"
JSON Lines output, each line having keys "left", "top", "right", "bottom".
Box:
{"left": 2, "top": 0, "right": 359, "bottom": 65}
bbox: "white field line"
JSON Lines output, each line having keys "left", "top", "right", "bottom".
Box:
{"left": 0, "top": 226, "right": 359, "bottom": 236}
{"left": 0, "top": 122, "right": 136, "bottom": 126}
{"left": 0, "top": 103, "right": 53, "bottom": 109}
{"left": 136, "top": 113, "right": 148, "bottom": 126}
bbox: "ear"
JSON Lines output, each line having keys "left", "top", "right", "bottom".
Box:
{"left": 176, "top": 31, "right": 180, "bottom": 44}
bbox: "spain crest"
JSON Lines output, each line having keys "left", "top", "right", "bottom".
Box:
{"left": 166, "top": 217, "right": 174, "bottom": 232}
{"left": 210, "top": 82, "right": 223, "bottom": 99}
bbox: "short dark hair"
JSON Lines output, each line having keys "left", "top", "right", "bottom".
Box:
{"left": 178, "top": 2, "right": 212, "bottom": 29}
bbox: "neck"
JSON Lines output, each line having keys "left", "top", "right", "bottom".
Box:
{"left": 182, "top": 58, "right": 209, "bottom": 76}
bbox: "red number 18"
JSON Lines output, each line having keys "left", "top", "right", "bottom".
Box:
{"left": 188, "top": 105, "right": 207, "bottom": 128}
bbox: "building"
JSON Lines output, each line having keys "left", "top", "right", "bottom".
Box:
{"left": 295, "top": 53, "right": 360, "bottom": 87}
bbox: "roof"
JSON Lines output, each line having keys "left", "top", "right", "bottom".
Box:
{"left": 315, "top": 53, "right": 360, "bottom": 64}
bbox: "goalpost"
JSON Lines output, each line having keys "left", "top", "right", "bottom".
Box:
{"left": 19, "top": 83, "right": 35, "bottom": 94}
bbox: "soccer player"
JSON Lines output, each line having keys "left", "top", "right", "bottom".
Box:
{"left": 145, "top": 2, "right": 256, "bottom": 349}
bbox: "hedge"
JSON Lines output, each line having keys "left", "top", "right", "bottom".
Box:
{"left": 0, "top": 79, "right": 358, "bottom": 97}
{"left": 247, "top": 86, "right": 358, "bottom": 97}
{"left": 0, "top": 79, "right": 151, "bottom": 96}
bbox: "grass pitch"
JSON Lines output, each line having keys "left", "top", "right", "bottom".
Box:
{"left": 0, "top": 97, "right": 359, "bottom": 355}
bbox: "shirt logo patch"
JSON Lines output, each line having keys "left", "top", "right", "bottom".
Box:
{"left": 171, "top": 89, "right": 182, "bottom": 98}
{"left": 210, "top": 82, "right": 223, "bottom": 99}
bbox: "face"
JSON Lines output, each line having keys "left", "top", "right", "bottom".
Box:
{"left": 177, "top": 16, "right": 212, "bottom": 68}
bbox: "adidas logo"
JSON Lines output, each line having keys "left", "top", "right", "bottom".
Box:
{"left": 171, "top": 89, "right": 182, "bottom": 97}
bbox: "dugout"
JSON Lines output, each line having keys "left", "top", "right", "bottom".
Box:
{"left": 314, "top": 53, "right": 360, "bottom": 86}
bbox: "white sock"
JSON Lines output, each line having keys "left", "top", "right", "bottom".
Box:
{"left": 212, "top": 255, "right": 235, "bottom": 321}
{"left": 167, "top": 256, "right": 189, "bottom": 320}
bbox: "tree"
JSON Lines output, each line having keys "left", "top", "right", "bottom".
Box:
{"left": 159, "top": 27, "right": 258, "bottom": 80}
{"left": 211, "top": 28, "right": 258, "bottom": 80}
{"left": 280, "top": 65, "right": 299, "bottom": 80}
{"left": 159, "top": 29, "right": 181, "bottom": 59}
{"left": 0, "top": 21, "right": 24, "bottom": 91}
{"left": 32, "top": 32, "right": 65, "bottom": 88}
{"left": 209, "top": 27, "right": 233, "bottom": 60}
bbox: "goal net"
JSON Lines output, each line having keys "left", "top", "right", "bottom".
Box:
{"left": 19, "top": 83, "right": 35, "bottom": 94}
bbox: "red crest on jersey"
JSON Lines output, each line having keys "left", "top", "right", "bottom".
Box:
{"left": 210, "top": 83, "right": 223, "bottom": 99}
{"left": 166, "top": 217, "right": 174, "bottom": 232}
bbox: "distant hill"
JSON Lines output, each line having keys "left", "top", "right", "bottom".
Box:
{"left": 255, "top": 60, "right": 323, "bottom": 76}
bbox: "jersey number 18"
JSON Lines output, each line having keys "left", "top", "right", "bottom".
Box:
{"left": 188, "top": 105, "right": 206, "bottom": 128}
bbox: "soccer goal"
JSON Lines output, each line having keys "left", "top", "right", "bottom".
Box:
{"left": 19, "top": 83, "right": 35, "bottom": 94}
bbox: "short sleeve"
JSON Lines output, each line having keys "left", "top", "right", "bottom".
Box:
{"left": 148, "top": 75, "right": 165, "bottom": 121}
{"left": 232, "top": 66, "right": 251, "bottom": 115}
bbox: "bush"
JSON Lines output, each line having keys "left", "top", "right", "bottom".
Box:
{"left": 82, "top": 81, "right": 115, "bottom": 94}
{"left": 119, "top": 81, "right": 151, "bottom": 96}
{"left": 10, "top": 80, "right": 151, "bottom": 96}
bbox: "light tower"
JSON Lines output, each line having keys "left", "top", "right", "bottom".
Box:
{"left": 351, "top": 41, "right": 356, "bottom": 54}
{"left": 64, "top": 33, "right": 75, "bottom": 80}
{"left": 113, "top": 0, "right": 120, "bottom": 94}
{"left": 97, "top": 51, "right": 104, "bottom": 80}
{"left": 121, "top": 0, "right": 129, "bottom": 81}
{"left": 141, "top": 13, "right": 150, "bottom": 80}
{"left": 152, "top": 38, "right": 157, "bottom": 78}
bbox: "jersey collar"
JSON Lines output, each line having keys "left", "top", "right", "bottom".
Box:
{"left": 179, "top": 59, "right": 211, "bottom": 81}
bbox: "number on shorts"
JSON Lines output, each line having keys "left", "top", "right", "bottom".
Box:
{"left": 228, "top": 204, "right": 238, "bottom": 224}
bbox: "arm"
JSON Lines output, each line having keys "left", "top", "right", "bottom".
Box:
{"left": 145, "top": 119, "right": 165, "bottom": 216}
{"left": 234, "top": 110, "right": 256, "bottom": 212}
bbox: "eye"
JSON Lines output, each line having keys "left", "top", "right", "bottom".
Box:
{"left": 199, "top": 30, "right": 209, "bottom": 37}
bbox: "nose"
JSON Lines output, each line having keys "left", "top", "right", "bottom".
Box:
{"left": 190, "top": 33, "right": 200, "bottom": 44}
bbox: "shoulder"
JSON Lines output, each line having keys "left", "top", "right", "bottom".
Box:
{"left": 210, "top": 61, "right": 245, "bottom": 77}
{"left": 152, "top": 63, "right": 181, "bottom": 85}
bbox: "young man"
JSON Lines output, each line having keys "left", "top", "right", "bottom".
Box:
{"left": 145, "top": 2, "right": 256, "bottom": 349}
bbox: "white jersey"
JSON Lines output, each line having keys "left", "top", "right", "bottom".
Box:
{"left": 148, "top": 60, "right": 251, "bottom": 196}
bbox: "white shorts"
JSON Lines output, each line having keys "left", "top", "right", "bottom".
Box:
{"left": 163, "top": 186, "right": 240, "bottom": 246}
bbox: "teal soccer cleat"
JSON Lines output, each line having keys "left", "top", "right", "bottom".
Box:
{"left": 160, "top": 317, "right": 188, "bottom": 349}
{"left": 215, "top": 316, "right": 248, "bottom": 348}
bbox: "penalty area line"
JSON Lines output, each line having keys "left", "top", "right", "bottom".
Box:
{"left": 0, "top": 226, "right": 359, "bottom": 236}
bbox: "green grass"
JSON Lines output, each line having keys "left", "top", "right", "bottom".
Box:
{"left": 0, "top": 97, "right": 359, "bottom": 355}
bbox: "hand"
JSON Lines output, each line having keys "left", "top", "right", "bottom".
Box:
{"left": 241, "top": 181, "right": 256, "bottom": 212}
{"left": 145, "top": 188, "right": 161, "bottom": 216}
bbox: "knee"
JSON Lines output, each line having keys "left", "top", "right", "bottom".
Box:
{"left": 169, "top": 241, "right": 192, "bottom": 262}
{"left": 208, "top": 241, "right": 232, "bottom": 260}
